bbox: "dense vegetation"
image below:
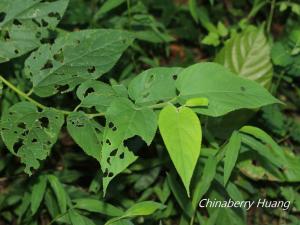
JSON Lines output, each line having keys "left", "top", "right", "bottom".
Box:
{"left": 0, "top": 0, "right": 300, "bottom": 224}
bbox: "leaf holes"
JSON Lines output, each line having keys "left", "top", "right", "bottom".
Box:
{"left": 108, "top": 172, "right": 114, "bottom": 177}
{"left": 0, "top": 12, "right": 6, "bottom": 23}
{"left": 14, "top": 49, "right": 19, "bottom": 54}
{"left": 172, "top": 74, "right": 178, "bottom": 80}
{"left": 13, "top": 19, "right": 22, "bottom": 26}
{"left": 105, "top": 139, "right": 111, "bottom": 145}
{"left": 175, "top": 89, "right": 180, "bottom": 96}
{"left": 103, "top": 168, "right": 109, "bottom": 177}
{"left": 108, "top": 122, "right": 114, "bottom": 129}
{"left": 41, "top": 60, "right": 53, "bottom": 70}
{"left": 41, "top": 19, "right": 48, "bottom": 27}
{"left": 48, "top": 12, "right": 61, "bottom": 20}
{"left": 39, "top": 117, "right": 49, "bottom": 128}
{"left": 84, "top": 87, "right": 94, "bottom": 97}
{"left": 17, "top": 122, "right": 26, "bottom": 129}
{"left": 13, "top": 139, "right": 23, "bottom": 153}
{"left": 32, "top": 138, "right": 37, "bottom": 143}
{"left": 87, "top": 66, "right": 96, "bottom": 73}
{"left": 21, "top": 129, "right": 29, "bottom": 136}
{"left": 119, "top": 152, "right": 124, "bottom": 159}
{"left": 55, "top": 84, "right": 69, "bottom": 93}
{"left": 110, "top": 149, "right": 118, "bottom": 156}
{"left": 4, "top": 31, "right": 10, "bottom": 40}
{"left": 53, "top": 49, "right": 64, "bottom": 63}
{"left": 107, "top": 157, "right": 111, "bottom": 165}
{"left": 32, "top": 18, "right": 41, "bottom": 27}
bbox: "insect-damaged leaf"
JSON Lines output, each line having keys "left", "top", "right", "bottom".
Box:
{"left": 0, "top": 0, "right": 69, "bottom": 63}
{"left": 0, "top": 102, "right": 64, "bottom": 175}
{"left": 101, "top": 98, "right": 157, "bottom": 195}
{"left": 128, "top": 67, "right": 182, "bottom": 106}
{"left": 176, "top": 62, "right": 280, "bottom": 117}
{"left": 158, "top": 104, "right": 202, "bottom": 196}
{"left": 25, "top": 29, "right": 134, "bottom": 97}
{"left": 67, "top": 112, "right": 102, "bottom": 161}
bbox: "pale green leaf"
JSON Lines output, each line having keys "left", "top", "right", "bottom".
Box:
{"left": 176, "top": 62, "right": 280, "bottom": 117}
{"left": 101, "top": 98, "right": 157, "bottom": 194}
{"left": 185, "top": 97, "right": 209, "bottom": 107}
{"left": 128, "top": 67, "right": 182, "bottom": 106}
{"left": 0, "top": 102, "right": 64, "bottom": 175}
{"left": 0, "top": 0, "right": 69, "bottom": 63}
{"left": 158, "top": 104, "right": 202, "bottom": 196}
{"left": 67, "top": 112, "right": 102, "bottom": 161}
{"left": 31, "top": 175, "right": 47, "bottom": 215}
{"left": 215, "top": 26, "right": 273, "bottom": 88}
{"left": 25, "top": 29, "right": 134, "bottom": 97}
{"left": 223, "top": 131, "right": 242, "bottom": 185}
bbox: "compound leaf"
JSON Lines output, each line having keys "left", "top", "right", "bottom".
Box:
{"left": 158, "top": 104, "right": 202, "bottom": 196}
{"left": 0, "top": 102, "right": 64, "bottom": 175}
{"left": 176, "top": 62, "right": 280, "bottom": 117}
{"left": 0, "top": 0, "right": 69, "bottom": 63}
{"left": 25, "top": 29, "right": 134, "bottom": 97}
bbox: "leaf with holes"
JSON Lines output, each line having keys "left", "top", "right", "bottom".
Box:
{"left": 176, "top": 62, "right": 280, "bottom": 117}
{"left": 0, "top": 102, "right": 64, "bottom": 175}
{"left": 76, "top": 80, "right": 127, "bottom": 113}
{"left": 0, "top": 0, "right": 69, "bottom": 63}
{"left": 101, "top": 98, "right": 157, "bottom": 195}
{"left": 215, "top": 26, "right": 273, "bottom": 88}
{"left": 25, "top": 29, "right": 134, "bottom": 97}
{"left": 158, "top": 104, "right": 202, "bottom": 196}
{"left": 67, "top": 112, "right": 103, "bottom": 161}
{"left": 128, "top": 67, "right": 182, "bottom": 106}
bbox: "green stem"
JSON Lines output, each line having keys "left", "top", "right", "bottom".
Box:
{"left": 149, "top": 97, "right": 178, "bottom": 109}
{"left": 267, "top": 0, "right": 276, "bottom": 33}
{"left": 1, "top": 75, "right": 79, "bottom": 116}
{"left": 0, "top": 75, "right": 46, "bottom": 110}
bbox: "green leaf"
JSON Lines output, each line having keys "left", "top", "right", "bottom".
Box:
{"left": 68, "top": 209, "right": 87, "bottom": 225}
{"left": 158, "top": 104, "right": 202, "bottom": 196}
{"left": 101, "top": 98, "right": 157, "bottom": 194}
{"left": 67, "top": 112, "right": 102, "bottom": 161}
{"left": 25, "top": 29, "right": 134, "bottom": 97}
{"left": 191, "top": 156, "right": 218, "bottom": 208}
{"left": 47, "top": 175, "right": 67, "bottom": 213}
{"left": 76, "top": 80, "right": 124, "bottom": 113}
{"left": 215, "top": 26, "right": 273, "bottom": 88}
{"left": 73, "top": 198, "right": 123, "bottom": 217}
{"left": 166, "top": 173, "right": 193, "bottom": 218}
{"left": 223, "top": 131, "right": 242, "bottom": 185}
{"left": 185, "top": 97, "right": 209, "bottom": 107}
{"left": 105, "top": 201, "right": 165, "bottom": 225}
{"left": 94, "top": 0, "right": 125, "bottom": 20}
{"left": 0, "top": 0, "right": 69, "bottom": 63}
{"left": 128, "top": 67, "right": 182, "bottom": 106}
{"left": 271, "top": 42, "right": 293, "bottom": 67}
{"left": 176, "top": 62, "right": 280, "bottom": 117}
{"left": 0, "top": 102, "right": 64, "bottom": 175}
{"left": 31, "top": 175, "right": 47, "bottom": 215}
